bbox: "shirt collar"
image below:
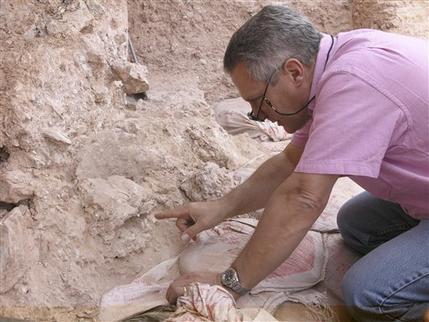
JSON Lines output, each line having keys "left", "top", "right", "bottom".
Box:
{"left": 308, "top": 33, "right": 335, "bottom": 111}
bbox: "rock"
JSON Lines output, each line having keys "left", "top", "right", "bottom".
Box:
{"left": 0, "top": 146, "right": 10, "bottom": 163}
{"left": 46, "top": 0, "right": 94, "bottom": 37}
{"left": 42, "top": 128, "right": 72, "bottom": 145}
{"left": 2, "top": 0, "right": 426, "bottom": 319}
{"left": 0, "top": 209, "right": 7, "bottom": 220}
{"left": 92, "top": 83, "right": 109, "bottom": 104}
{"left": 111, "top": 61, "right": 149, "bottom": 94}
{"left": 78, "top": 176, "right": 151, "bottom": 241}
{"left": 46, "top": 19, "right": 69, "bottom": 36}
{"left": 179, "top": 162, "right": 240, "bottom": 201}
{"left": 0, "top": 170, "right": 34, "bottom": 204}
{"left": 0, "top": 205, "right": 39, "bottom": 293}
{"left": 125, "top": 94, "right": 139, "bottom": 110}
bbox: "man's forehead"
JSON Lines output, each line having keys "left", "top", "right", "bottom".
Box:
{"left": 230, "top": 63, "right": 264, "bottom": 101}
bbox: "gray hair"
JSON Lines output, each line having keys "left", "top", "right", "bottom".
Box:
{"left": 224, "top": 5, "right": 322, "bottom": 81}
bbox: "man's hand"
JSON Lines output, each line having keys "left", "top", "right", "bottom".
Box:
{"left": 155, "top": 145, "right": 305, "bottom": 242}
{"left": 165, "top": 271, "right": 240, "bottom": 304}
{"left": 154, "top": 200, "right": 230, "bottom": 242}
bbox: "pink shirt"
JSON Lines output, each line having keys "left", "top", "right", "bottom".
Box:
{"left": 292, "top": 29, "right": 429, "bottom": 219}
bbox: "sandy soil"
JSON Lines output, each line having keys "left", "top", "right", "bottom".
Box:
{"left": 0, "top": 0, "right": 427, "bottom": 321}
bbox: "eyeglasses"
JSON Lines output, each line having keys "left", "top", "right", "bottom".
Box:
{"left": 247, "top": 68, "right": 315, "bottom": 122}
{"left": 248, "top": 36, "right": 335, "bottom": 122}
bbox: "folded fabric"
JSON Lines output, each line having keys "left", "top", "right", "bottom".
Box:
{"left": 180, "top": 219, "right": 327, "bottom": 294}
{"left": 166, "top": 283, "right": 240, "bottom": 322}
{"left": 166, "top": 283, "right": 278, "bottom": 322}
{"left": 100, "top": 257, "right": 180, "bottom": 322}
{"left": 323, "top": 234, "right": 360, "bottom": 301}
{"left": 100, "top": 219, "right": 328, "bottom": 322}
{"left": 214, "top": 97, "right": 290, "bottom": 142}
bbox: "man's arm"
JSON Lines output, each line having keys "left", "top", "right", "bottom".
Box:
{"left": 220, "top": 143, "right": 304, "bottom": 218}
{"left": 231, "top": 172, "right": 338, "bottom": 290}
{"left": 156, "top": 143, "right": 304, "bottom": 245}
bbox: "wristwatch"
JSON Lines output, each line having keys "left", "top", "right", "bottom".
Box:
{"left": 220, "top": 267, "right": 251, "bottom": 296}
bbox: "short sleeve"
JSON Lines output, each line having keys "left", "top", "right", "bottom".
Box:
{"left": 291, "top": 119, "right": 311, "bottom": 147}
{"left": 294, "top": 71, "right": 404, "bottom": 178}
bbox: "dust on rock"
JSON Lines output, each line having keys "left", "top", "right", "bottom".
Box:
{"left": 0, "top": 0, "right": 427, "bottom": 321}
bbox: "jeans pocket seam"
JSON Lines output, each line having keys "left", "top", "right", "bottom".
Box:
{"left": 378, "top": 271, "right": 429, "bottom": 318}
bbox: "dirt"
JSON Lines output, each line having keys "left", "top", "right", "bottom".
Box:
{"left": 0, "top": 0, "right": 427, "bottom": 321}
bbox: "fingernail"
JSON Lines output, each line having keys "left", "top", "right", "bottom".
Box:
{"left": 181, "top": 234, "right": 190, "bottom": 243}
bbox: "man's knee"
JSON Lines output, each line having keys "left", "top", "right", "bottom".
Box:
{"left": 337, "top": 196, "right": 359, "bottom": 235}
{"left": 337, "top": 194, "right": 373, "bottom": 254}
{"left": 342, "top": 266, "right": 429, "bottom": 321}
{"left": 341, "top": 264, "right": 381, "bottom": 321}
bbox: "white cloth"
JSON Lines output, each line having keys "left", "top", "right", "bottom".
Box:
{"left": 214, "top": 97, "right": 290, "bottom": 142}
{"left": 99, "top": 219, "right": 328, "bottom": 322}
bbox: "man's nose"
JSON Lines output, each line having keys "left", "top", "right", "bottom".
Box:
{"left": 248, "top": 103, "right": 267, "bottom": 122}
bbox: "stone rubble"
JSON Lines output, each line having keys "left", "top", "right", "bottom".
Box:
{"left": 0, "top": 0, "right": 427, "bottom": 321}
{"left": 111, "top": 61, "right": 149, "bottom": 95}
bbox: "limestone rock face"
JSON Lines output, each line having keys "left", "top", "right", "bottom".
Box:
{"left": 0, "top": 170, "right": 34, "bottom": 204}
{"left": 0, "top": 205, "right": 39, "bottom": 294}
{"left": 78, "top": 176, "right": 151, "bottom": 242}
{"left": 0, "top": 0, "right": 427, "bottom": 321}
{"left": 1, "top": 0, "right": 133, "bottom": 312}
{"left": 0, "top": 1, "right": 262, "bottom": 318}
{"left": 179, "top": 162, "right": 240, "bottom": 202}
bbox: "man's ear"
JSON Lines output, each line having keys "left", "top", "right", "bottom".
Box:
{"left": 282, "top": 58, "right": 305, "bottom": 84}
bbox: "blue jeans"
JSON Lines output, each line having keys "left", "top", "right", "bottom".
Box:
{"left": 337, "top": 192, "right": 429, "bottom": 322}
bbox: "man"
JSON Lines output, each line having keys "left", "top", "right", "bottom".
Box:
{"left": 156, "top": 5, "right": 429, "bottom": 321}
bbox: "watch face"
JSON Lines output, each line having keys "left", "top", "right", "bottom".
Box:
{"left": 221, "top": 268, "right": 249, "bottom": 295}
{"left": 222, "top": 268, "right": 237, "bottom": 287}
{"left": 224, "top": 269, "right": 234, "bottom": 284}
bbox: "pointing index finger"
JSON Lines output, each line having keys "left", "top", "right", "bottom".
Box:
{"left": 154, "top": 205, "right": 189, "bottom": 220}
